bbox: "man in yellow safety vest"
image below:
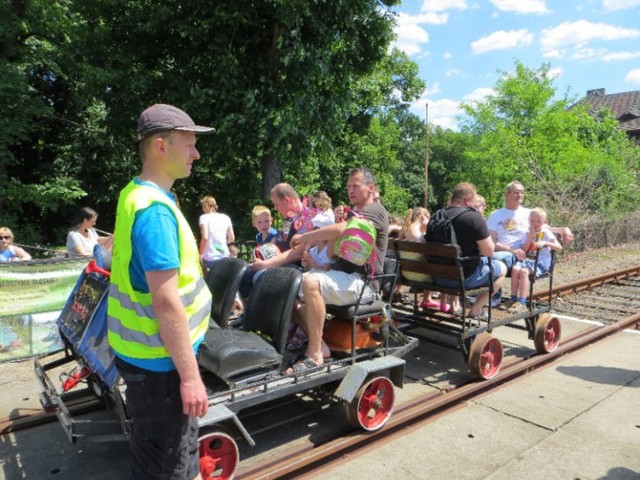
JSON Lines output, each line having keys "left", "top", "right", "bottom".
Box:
{"left": 107, "top": 104, "right": 214, "bottom": 480}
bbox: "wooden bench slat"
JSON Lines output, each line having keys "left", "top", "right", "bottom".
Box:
{"left": 392, "top": 239, "right": 492, "bottom": 297}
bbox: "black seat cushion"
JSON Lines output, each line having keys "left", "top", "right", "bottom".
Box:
{"left": 198, "top": 328, "right": 281, "bottom": 379}
{"left": 326, "top": 300, "right": 387, "bottom": 318}
{"left": 198, "top": 267, "right": 302, "bottom": 381}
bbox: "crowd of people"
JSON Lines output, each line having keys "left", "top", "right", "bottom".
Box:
{"left": 1, "top": 101, "right": 575, "bottom": 480}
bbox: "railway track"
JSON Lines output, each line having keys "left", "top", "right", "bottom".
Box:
{"left": 236, "top": 265, "right": 640, "bottom": 479}
{"left": 2, "top": 264, "right": 640, "bottom": 479}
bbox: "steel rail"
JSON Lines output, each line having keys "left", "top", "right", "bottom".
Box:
{"left": 2, "top": 265, "right": 639, "bottom": 444}
{"left": 238, "top": 311, "right": 640, "bottom": 480}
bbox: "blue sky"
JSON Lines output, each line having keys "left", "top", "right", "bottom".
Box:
{"left": 390, "top": 0, "right": 640, "bottom": 130}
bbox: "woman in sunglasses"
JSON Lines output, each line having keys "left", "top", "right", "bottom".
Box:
{"left": 0, "top": 227, "right": 32, "bottom": 262}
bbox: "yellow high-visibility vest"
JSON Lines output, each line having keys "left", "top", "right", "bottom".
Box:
{"left": 107, "top": 180, "right": 211, "bottom": 361}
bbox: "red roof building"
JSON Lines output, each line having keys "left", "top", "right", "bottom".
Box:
{"left": 575, "top": 89, "right": 640, "bottom": 145}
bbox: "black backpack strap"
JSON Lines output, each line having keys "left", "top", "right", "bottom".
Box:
{"left": 448, "top": 207, "right": 473, "bottom": 222}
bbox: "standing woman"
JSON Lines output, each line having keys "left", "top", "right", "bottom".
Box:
{"left": 66, "top": 207, "right": 112, "bottom": 256}
{"left": 199, "top": 195, "right": 235, "bottom": 272}
{"left": 0, "top": 227, "right": 32, "bottom": 262}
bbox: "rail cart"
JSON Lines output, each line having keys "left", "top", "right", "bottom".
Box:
{"left": 390, "top": 239, "right": 561, "bottom": 380}
{"left": 34, "top": 257, "right": 417, "bottom": 479}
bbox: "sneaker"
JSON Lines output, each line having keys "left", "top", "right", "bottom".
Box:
{"left": 501, "top": 299, "right": 516, "bottom": 310}
{"left": 508, "top": 302, "right": 528, "bottom": 314}
{"left": 470, "top": 311, "right": 489, "bottom": 322}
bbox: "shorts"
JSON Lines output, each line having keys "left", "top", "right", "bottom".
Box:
{"left": 434, "top": 256, "right": 504, "bottom": 290}
{"left": 116, "top": 358, "right": 199, "bottom": 480}
{"left": 493, "top": 251, "right": 517, "bottom": 274}
{"left": 300, "top": 269, "right": 377, "bottom": 306}
{"left": 514, "top": 259, "right": 548, "bottom": 278}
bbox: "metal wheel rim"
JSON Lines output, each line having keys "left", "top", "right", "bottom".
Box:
{"left": 469, "top": 333, "right": 503, "bottom": 380}
{"left": 348, "top": 376, "right": 395, "bottom": 432}
{"left": 534, "top": 313, "right": 561, "bottom": 354}
{"left": 199, "top": 430, "right": 239, "bottom": 480}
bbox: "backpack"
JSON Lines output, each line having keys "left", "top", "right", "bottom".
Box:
{"left": 333, "top": 216, "right": 377, "bottom": 267}
{"left": 425, "top": 207, "right": 472, "bottom": 245}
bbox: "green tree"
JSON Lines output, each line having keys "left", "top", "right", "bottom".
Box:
{"left": 0, "top": 0, "right": 87, "bottom": 245}
{"left": 68, "top": 1, "right": 424, "bottom": 237}
{"left": 459, "top": 61, "right": 639, "bottom": 222}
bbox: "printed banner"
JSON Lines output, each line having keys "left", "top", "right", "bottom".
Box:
{"left": 0, "top": 259, "right": 87, "bottom": 362}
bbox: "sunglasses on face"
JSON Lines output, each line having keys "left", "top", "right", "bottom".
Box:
{"left": 0, "top": 236, "right": 11, "bottom": 240}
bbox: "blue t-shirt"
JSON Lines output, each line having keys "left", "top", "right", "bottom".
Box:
{"left": 117, "top": 179, "right": 202, "bottom": 372}
{"left": 0, "top": 248, "right": 16, "bottom": 263}
{"left": 255, "top": 227, "right": 278, "bottom": 245}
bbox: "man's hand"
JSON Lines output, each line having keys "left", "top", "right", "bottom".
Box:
{"left": 511, "top": 247, "right": 526, "bottom": 261}
{"left": 301, "top": 250, "right": 317, "bottom": 271}
{"left": 252, "top": 259, "right": 266, "bottom": 271}
{"left": 290, "top": 233, "right": 304, "bottom": 250}
{"left": 180, "top": 376, "right": 208, "bottom": 418}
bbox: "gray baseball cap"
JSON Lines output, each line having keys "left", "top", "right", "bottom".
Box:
{"left": 137, "top": 104, "right": 215, "bottom": 141}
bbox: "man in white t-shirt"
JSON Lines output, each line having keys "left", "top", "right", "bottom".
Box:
{"left": 487, "top": 181, "right": 573, "bottom": 273}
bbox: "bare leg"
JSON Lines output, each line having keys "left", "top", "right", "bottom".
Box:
{"left": 469, "top": 264, "right": 506, "bottom": 317}
{"left": 518, "top": 268, "right": 530, "bottom": 300}
{"left": 300, "top": 273, "right": 326, "bottom": 366}
{"left": 511, "top": 265, "right": 521, "bottom": 296}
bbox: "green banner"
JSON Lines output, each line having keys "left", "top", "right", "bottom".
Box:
{"left": 0, "top": 259, "right": 87, "bottom": 362}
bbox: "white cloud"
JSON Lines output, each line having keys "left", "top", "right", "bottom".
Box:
{"left": 547, "top": 66, "right": 564, "bottom": 79}
{"left": 569, "top": 48, "right": 607, "bottom": 61}
{"left": 407, "top": 86, "right": 462, "bottom": 130}
{"left": 428, "top": 98, "right": 462, "bottom": 130}
{"left": 392, "top": 14, "right": 430, "bottom": 56}
{"left": 392, "top": 11, "right": 453, "bottom": 56}
{"left": 463, "top": 87, "right": 496, "bottom": 105}
{"left": 542, "top": 49, "right": 563, "bottom": 59}
{"left": 444, "top": 52, "right": 453, "bottom": 60}
{"left": 427, "top": 82, "right": 442, "bottom": 96}
{"left": 471, "top": 29, "right": 535, "bottom": 54}
{"left": 603, "top": 50, "right": 640, "bottom": 61}
{"left": 625, "top": 69, "right": 640, "bottom": 84}
{"left": 541, "top": 20, "right": 640, "bottom": 51}
{"left": 446, "top": 69, "right": 461, "bottom": 78}
{"left": 491, "top": 0, "right": 549, "bottom": 14}
{"left": 602, "top": 0, "right": 640, "bottom": 11}
{"left": 421, "top": 0, "right": 468, "bottom": 13}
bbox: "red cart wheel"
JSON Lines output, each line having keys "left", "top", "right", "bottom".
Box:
{"left": 469, "top": 333, "right": 503, "bottom": 380}
{"left": 346, "top": 376, "right": 395, "bottom": 432}
{"left": 199, "top": 429, "right": 239, "bottom": 480}
{"left": 534, "top": 313, "right": 561, "bottom": 354}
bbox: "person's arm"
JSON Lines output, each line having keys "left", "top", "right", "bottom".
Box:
{"left": 226, "top": 224, "right": 235, "bottom": 245}
{"left": 252, "top": 244, "right": 304, "bottom": 271}
{"left": 476, "top": 236, "right": 495, "bottom": 257}
{"left": 539, "top": 238, "right": 562, "bottom": 252}
{"left": 538, "top": 229, "right": 563, "bottom": 252}
{"left": 147, "top": 269, "right": 208, "bottom": 418}
{"left": 490, "top": 229, "right": 510, "bottom": 252}
{"left": 13, "top": 246, "right": 32, "bottom": 261}
{"left": 550, "top": 226, "right": 573, "bottom": 247}
{"left": 97, "top": 234, "right": 114, "bottom": 252}
{"left": 199, "top": 224, "right": 208, "bottom": 257}
{"left": 291, "top": 222, "right": 345, "bottom": 250}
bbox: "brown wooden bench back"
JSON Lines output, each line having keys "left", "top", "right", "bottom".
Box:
{"left": 392, "top": 239, "right": 464, "bottom": 285}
